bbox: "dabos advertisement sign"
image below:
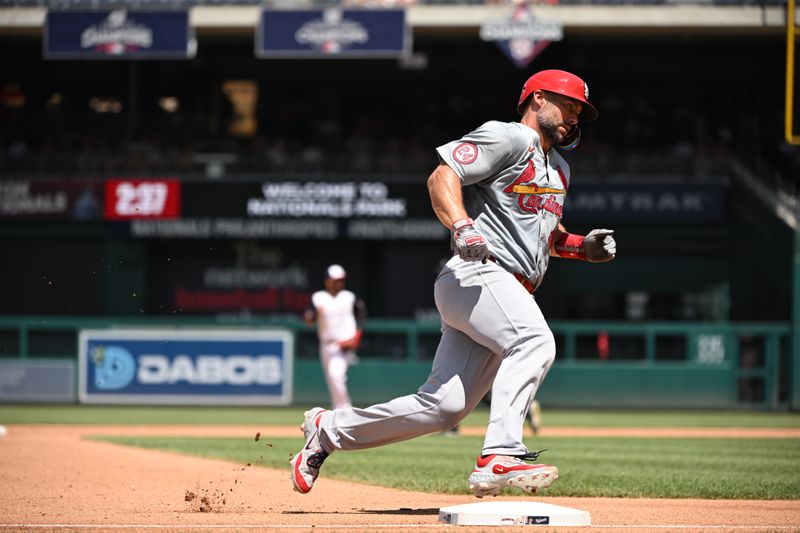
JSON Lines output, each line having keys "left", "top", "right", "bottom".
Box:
{"left": 79, "top": 329, "right": 292, "bottom": 405}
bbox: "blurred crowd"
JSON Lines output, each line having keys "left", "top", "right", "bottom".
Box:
{"left": 1, "top": 86, "right": 771, "bottom": 186}
{"left": 2, "top": 61, "right": 799, "bottom": 204}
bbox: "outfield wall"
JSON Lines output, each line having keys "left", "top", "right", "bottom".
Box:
{"left": 294, "top": 360, "right": 740, "bottom": 409}
{"left": 0, "top": 317, "right": 791, "bottom": 410}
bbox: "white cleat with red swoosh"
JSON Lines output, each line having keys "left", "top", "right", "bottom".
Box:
{"left": 290, "top": 407, "right": 329, "bottom": 494}
{"left": 468, "top": 454, "right": 559, "bottom": 498}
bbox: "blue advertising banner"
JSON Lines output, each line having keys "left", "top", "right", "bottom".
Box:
{"left": 78, "top": 329, "right": 293, "bottom": 405}
{"left": 257, "top": 8, "right": 409, "bottom": 58}
{"left": 45, "top": 10, "right": 196, "bottom": 59}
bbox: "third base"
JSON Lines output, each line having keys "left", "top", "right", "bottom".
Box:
{"left": 439, "top": 500, "right": 591, "bottom": 526}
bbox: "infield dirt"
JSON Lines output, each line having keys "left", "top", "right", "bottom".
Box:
{"left": 0, "top": 425, "right": 798, "bottom": 532}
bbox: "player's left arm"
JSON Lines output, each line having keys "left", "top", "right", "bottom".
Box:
{"left": 354, "top": 297, "right": 367, "bottom": 324}
{"left": 338, "top": 296, "right": 367, "bottom": 351}
{"left": 550, "top": 222, "right": 616, "bottom": 263}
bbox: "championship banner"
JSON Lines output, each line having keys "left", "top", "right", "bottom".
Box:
{"left": 44, "top": 10, "right": 196, "bottom": 59}
{"left": 79, "top": 329, "right": 293, "bottom": 405}
{"left": 480, "top": 6, "right": 563, "bottom": 69}
{"left": 256, "top": 8, "right": 409, "bottom": 58}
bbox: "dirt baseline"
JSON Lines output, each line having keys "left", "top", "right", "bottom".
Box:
{"left": 0, "top": 425, "right": 798, "bottom": 533}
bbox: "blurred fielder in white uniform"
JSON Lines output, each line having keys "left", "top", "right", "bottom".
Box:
{"left": 291, "top": 70, "right": 616, "bottom": 497}
{"left": 304, "top": 264, "right": 367, "bottom": 410}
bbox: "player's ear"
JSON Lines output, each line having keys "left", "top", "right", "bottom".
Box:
{"left": 531, "top": 89, "right": 547, "bottom": 110}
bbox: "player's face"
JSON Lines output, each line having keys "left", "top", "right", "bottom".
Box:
{"left": 324, "top": 277, "right": 345, "bottom": 294}
{"left": 537, "top": 92, "right": 582, "bottom": 146}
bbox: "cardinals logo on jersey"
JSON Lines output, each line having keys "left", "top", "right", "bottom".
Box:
{"left": 503, "top": 160, "right": 566, "bottom": 216}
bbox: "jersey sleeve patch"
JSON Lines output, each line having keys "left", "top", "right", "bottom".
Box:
{"left": 453, "top": 142, "right": 478, "bottom": 164}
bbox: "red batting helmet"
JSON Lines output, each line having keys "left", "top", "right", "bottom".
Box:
{"left": 517, "top": 69, "right": 598, "bottom": 121}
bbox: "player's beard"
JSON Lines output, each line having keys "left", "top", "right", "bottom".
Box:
{"left": 537, "top": 103, "right": 565, "bottom": 147}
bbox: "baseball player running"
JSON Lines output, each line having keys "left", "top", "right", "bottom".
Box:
{"left": 291, "top": 69, "right": 616, "bottom": 497}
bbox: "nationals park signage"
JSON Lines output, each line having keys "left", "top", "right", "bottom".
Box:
{"left": 129, "top": 180, "right": 449, "bottom": 240}
{"left": 79, "top": 329, "right": 293, "bottom": 405}
{"left": 1, "top": 179, "right": 726, "bottom": 237}
{"left": 127, "top": 181, "right": 725, "bottom": 239}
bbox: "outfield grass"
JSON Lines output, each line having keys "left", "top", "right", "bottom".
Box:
{"left": 3, "top": 405, "right": 800, "bottom": 428}
{"left": 93, "top": 433, "right": 800, "bottom": 500}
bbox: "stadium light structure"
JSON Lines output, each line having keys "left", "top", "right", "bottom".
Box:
{"left": 787, "top": 0, "right": 800, "bottom": 145}
{"left": 789, "top": 0, "right": 800, "bottom": 412}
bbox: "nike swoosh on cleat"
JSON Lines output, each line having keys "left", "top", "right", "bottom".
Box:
{"left": 493, "top": 463, "right": 539, "bottom": 474}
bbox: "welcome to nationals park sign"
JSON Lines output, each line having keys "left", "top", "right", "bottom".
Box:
{"left": 0, "top": 179, "right": 725, "bottom": 236}
{"left": 129, "top": 180, "right": 451, "bottom": 240}
{"left": 126, "top": 181, "right": 724, "bottom": 240}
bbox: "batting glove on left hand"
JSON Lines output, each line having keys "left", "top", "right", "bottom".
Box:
{"left": 451, "top": 218, "right": 490, "bottom": 263}
{"left": 583, "top": 229, "right": 616, "bottom": 263}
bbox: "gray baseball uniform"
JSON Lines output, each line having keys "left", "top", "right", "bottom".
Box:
{"left": 317, "top": 121, "right": 564, "bottom": 457}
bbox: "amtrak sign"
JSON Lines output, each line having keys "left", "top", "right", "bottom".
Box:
{"left": 565, "top": 185, "right": 725, "bottom": 221}
{"left": 79, "top": 329, "right": 293, "bottom": 405}
{"left": 480, "top": 6, "right": 563, "bottom": 68}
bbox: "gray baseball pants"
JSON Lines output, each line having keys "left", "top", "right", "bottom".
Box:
{"left": 317, "top": 255, "right": 555, "bottom": 457}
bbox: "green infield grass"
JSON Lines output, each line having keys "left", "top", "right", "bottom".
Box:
{"left": 2, "top": 405, "right": 800, "bottom": 428}
{"left": 91, "top": 433, "right": 800, "bottom": 500}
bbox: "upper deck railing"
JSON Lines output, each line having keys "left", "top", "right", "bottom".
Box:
{"left": 0, "top": 0, "right": 788, "bottom": 7}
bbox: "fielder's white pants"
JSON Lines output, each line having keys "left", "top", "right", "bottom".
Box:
{"left": 320, "top": 341, "right": 353, "bottom": 410}
{"left": 318, "top": 256, "right": 555, "bottom": 456}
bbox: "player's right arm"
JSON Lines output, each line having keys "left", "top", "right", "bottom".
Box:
{"left": 303, "top": 305, "right": 316, "bottom": 326}
{"left": 430, "top": 121, "right": 518, "bottom": 263}
{"left": 304, "top": 293, "right": 319, "bottom": 325}
{"left": 427, "top": 163, "right": 468, "bottom": 229}
{"left": 427, "top": 163, "right": 490, "bottom": 263}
